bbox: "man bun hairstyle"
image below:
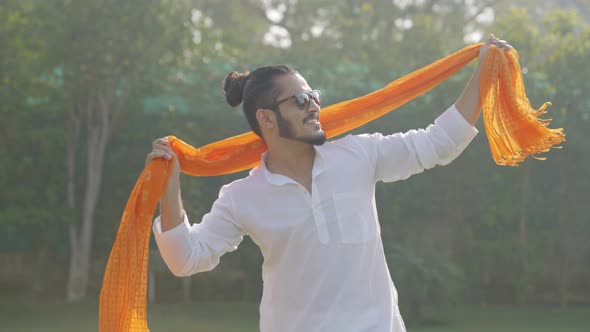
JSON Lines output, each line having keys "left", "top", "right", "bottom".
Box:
{"left": 222, "top": 65, "right": 296, "bottom": 137}
{"left": 223, "top": 71, "right": 250, "bottom": 107}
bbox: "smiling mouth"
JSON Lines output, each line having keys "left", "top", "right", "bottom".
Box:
{"left": 304, "top": 117, "right": 320, "bottom": 125}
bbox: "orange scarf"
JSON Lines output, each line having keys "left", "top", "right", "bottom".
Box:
{"left": 98, "top": 43, "right": 564, "bottom": 331}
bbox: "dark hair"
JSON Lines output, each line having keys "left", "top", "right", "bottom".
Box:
{"left": 223, "top": 65, "right": 296, "bottom": 137}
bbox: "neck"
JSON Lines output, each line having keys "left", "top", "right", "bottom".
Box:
{"left": 265, "top": 138, "right": 316, "bottom": 177}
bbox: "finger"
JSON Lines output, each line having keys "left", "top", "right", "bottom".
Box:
{"left": 156, "top": 148, "right": 174, "bottom": 158}
{"left": 146, "top": 151, "right": 172, "bottom": 162}
{"left": 146, "top": 151, "right": 171, "bottom": 163}
{"left": 152, "top": 142, "right": 172, "bottom": 152}
{"left": 491, "top": 42, "right": 507, "bottom": 51}
{"left": 152, "top": 137, "right": 169, "bottom": 147}
{"left": 491, "top": 39, "right": 508, "bottom": 47}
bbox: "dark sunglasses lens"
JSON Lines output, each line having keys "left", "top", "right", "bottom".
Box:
{"left": 311, "top": 90, "right": 321, "bottom": 106}
{"left": 295, "top": 93, "right": 311, "bottom": 109}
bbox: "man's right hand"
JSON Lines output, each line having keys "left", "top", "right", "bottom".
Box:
{"left": 146, "top": 137, "right": 180, "bottom": 176}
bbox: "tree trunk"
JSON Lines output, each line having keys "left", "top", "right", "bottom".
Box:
{"left": 66, "top": 90, "right": 115, "bottom": 301}
{"left": 66, "top": 100, "right": 81, "bottom": 210}
{"left": 66, "top": 229, "right": 90, "bottom": 301}
{"left": 65, "top": 99, "right": 81, "bottom": 301}
{"left": 148, "top": 268, "right": 156, "bottom": 304}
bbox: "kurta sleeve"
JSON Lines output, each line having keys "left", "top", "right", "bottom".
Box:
{"left": 152, "top": 184, "right": 245, "bottom": 277}
{"left": 351, "top": 104, "right": 478, "bottom": 183}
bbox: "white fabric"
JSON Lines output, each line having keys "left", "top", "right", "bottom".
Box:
{"left": 153, "top": 104, "right": 478, "bottom": 332}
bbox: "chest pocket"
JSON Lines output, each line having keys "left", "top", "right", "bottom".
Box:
{"left": 332, "top": 192, "right": 377, "bottom": 244}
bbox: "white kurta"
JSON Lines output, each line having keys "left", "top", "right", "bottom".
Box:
{"left": 153, "top": 104, "right": 479, "bottom": 332}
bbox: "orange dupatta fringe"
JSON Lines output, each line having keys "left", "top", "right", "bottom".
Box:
{"left": 98, "top": 43, "right": 564, "bottom": 331}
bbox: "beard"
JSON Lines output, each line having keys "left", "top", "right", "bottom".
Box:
{"left": 276, "top": 111, "right": 327, "bottom": 146}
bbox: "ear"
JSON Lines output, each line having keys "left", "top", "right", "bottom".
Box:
{"left": 256, "top": 108, "right": 276, "bottom": 129}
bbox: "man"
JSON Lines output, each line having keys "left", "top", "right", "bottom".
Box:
{"left": 146, "top": 36, "right": 512, "bottom": 331}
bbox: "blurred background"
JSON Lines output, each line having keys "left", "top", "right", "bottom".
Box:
{"left": 1, "top": 0, "right": 589, "bottom": 331}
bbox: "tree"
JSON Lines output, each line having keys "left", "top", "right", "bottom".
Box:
{"left": 35, "top": 0, "right": 193, "bottom": 301}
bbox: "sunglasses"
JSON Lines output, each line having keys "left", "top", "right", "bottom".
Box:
{"left": 272, "top": 90, "right": 321, "bottom": 111}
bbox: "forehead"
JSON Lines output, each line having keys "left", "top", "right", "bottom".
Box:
{"left": 274, "top": 73, "right": 311, "bottom": 99}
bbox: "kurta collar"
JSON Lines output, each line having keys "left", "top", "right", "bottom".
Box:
{"left": 252, "top": 145, "right": 327, "bottom": 186}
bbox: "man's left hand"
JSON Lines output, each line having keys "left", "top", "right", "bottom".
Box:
{"left": 479, "top": 34, "right": 513, "bottom": 62}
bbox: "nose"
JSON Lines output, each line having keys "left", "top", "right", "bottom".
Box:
{"left": 308, "top": 98, "right": 320, "bottom": 113}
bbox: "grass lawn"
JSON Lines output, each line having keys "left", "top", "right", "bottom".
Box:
{"left": 1, "top": 297, "right": 588, "bottom": 331}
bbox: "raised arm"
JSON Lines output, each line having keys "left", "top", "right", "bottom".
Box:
{"left": 146, "top": 137, "right": 185, "bottom": 232}
{"left": 455, "top": 34, "right": 512, "bottom": 125}
{"left": 147, "top": 137, "right": 245, "bottom": 277}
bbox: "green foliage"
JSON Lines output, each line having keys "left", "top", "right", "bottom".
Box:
{"left": 1, "top": 0, "right": 589, "bottom": 308}
{"left": 386, "top": 244, "right": 465, "bottom": 321}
